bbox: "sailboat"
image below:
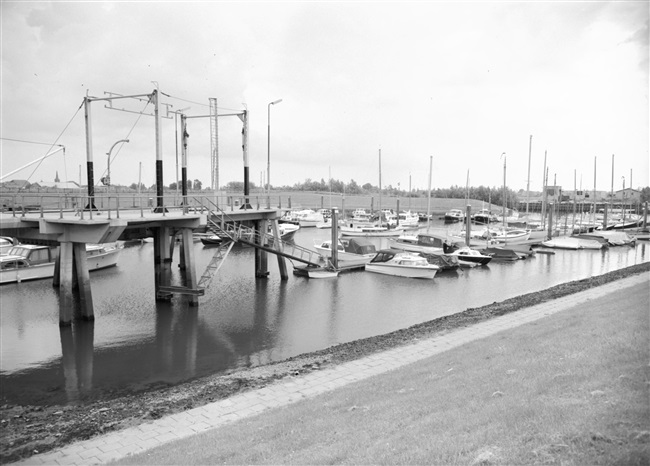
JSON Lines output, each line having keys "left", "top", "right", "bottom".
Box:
{"left": 340, "top": 149, "right": 403, "bottom": 237}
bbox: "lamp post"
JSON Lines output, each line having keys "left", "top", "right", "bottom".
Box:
{"left": 267, "top": 99, "right": 282, "bottom": 206}
{"left": 106, "top": 139, "right": 129, "bottom": 189}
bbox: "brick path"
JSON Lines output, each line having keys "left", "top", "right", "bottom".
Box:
{"left": 17, "top": 272, "right": 649, "bottom": 465}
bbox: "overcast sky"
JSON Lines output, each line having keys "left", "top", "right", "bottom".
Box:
{"left": 1, "top": 1, "right": 648, "bottom": 194}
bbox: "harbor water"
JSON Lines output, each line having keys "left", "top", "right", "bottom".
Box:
{"left": 1, "top": 221, "right": 648, "bottom": 406}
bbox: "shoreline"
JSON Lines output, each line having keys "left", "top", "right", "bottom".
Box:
{"left": 2, "top": 261, "right": 649, "bottom": 463}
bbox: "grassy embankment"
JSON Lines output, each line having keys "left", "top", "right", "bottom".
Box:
{"left": 119, "top": 275, "right": 649, "bottom": 465}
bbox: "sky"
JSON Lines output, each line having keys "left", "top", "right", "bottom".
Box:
{"left": 1, "top": 1, "right": 648, "bottom": 194}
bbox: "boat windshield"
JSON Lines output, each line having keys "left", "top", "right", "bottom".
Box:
{"left": 370, "top": 251, "right": 396, "bottom": 263}
{"left": 7, "top": 247, "right": 30, "bottom": 258}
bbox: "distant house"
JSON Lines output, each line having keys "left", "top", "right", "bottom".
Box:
{"left": 615, "top": 188, "right": 641, "bottom": 203}
{"left": 0, "top": 179, "right": 32, "bottom": 189}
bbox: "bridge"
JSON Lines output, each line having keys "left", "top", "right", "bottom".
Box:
{"left": 0, "top": 196, "right": 325, "bottom": 325}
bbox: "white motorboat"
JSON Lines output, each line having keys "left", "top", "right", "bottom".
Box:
{"left": 294, "top": 209, "right": 325, "bottom": 228}
{"left": 0, "top": 236, "right": 18, "bottom": 255}
{"left": 313, "top": 237, "right": 376, "bottom": 267}
{"left": 276, "top": 223, "right": 300, "bottom": 241}
{"left": 444, "top": 209, "right": 465, "bottom": 223}
{"left": 447, "top": 246, "right": 493, "bottom": 266}
{"left": 365, "top": 249, "right": 439, "bottom": 279}
{"left": 466, "top": 227, "right": 531, "bottom": 245}
{"left": 387, "top": 211, "right": 420, "bottom": 229}
{"left": 339, "top": 224, "right": 404, "bottom": 237}
{"left": 1, "top": 243, "right": 121, "bottom": 284}
{"left": 388, "top": 233, "right": 446, "bottom": 255}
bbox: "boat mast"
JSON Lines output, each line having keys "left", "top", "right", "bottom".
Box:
{"left": 592, "top": 156, "right": 596, "bottom": 225}
{"left": 572, "top": 169, "right": 577, "bottom": 235}
{"left": 378, "top": 148, "right": 382, "bottom": 227}
{"left": 426, "top": 156, "right": 432, "bottom": 231}
{"left": 501, "top": 152, "right": 506, "bottom": 230}
{"left": 541, "top": 150, "right": 547, "bottom": 229}
{"left": 526, "top": 135, "right": 532, "bottom": 219}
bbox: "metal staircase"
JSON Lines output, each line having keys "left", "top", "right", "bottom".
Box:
{"left": 207, "top": 215, "right": 322, "bottom": 266}
{"left": 195, "top": 204, "right": 324, "bottom": 292}
{"left": 197, "top": 239, "right": 234, "bottom": 289}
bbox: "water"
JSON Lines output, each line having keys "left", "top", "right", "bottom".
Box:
{"left": 1, "top": 222, "right": 648, "bottom": 406}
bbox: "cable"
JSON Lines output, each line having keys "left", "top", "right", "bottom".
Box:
{"left": 18, "top": 101, "right": 83, "bottom": 190}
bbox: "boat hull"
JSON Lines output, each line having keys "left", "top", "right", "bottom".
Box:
{"left": 1, "top": 245, "right": 120, "bottom": 284}
{"left": 365, "top": 263, "right": 438, "bottom": 279}
{"left": 340, "top": 226, "right": 404, "bottom": 237}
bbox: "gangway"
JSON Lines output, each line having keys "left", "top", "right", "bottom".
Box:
{"left": 197, "top": 240, "right": 235, "bottom": 289}
{"left": 207, "top": 216, "right": 322, "bottom": 267}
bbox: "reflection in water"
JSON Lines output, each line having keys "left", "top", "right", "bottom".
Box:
{"left": 60, "top": 320, "right": 94, "bottom": 403}
{"left": 1, "top": 226, "right": 648, "bottom": 407}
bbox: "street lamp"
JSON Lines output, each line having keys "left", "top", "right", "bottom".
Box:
{"left": 267, "top": 98, "right": 282, "bottom": 206}
{"left": 106, "top": 139, "right": 129, "bottom": 188}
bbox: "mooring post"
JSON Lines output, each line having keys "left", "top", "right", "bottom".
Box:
{"left": 255, "top": 220, "right": 269, "bottom": 277}
{"left": 59, "top": 242, "right": 75, "bottom": 325}
{"left": 603, "top": 203, "right": 609, "bottom": 229}
{"left": 73, "top": 242, "right": 94, "bottom": 320}
{"left": 547, "top": 203, "right": 554, "bottom": 239}
{"left": 269, "top": 219, "right": 288, "bottom": 279}
{"left": 465, "top": 205, "right": 472, "bottom": 246}
{"left": 642, "top": 201, "right": 648, "bottom": 232}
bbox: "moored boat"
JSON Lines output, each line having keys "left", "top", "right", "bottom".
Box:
{"left": 313, "top": 237, "right": 377, "bottom": 267}
{"left": 0, "top": 236, "right": 18, "bottom": 255}
{"left": 471, "top": 209, "right": 498, "bottom": 224}
{"left": 200, "top": 235, "right": 224, "bottom": 246}
{"left": 387, "top": 211, "right": 420, "bottom": 229}
{"left": 388, "top": 233, "right": 445, "bottom": 255}
{"left": 339, "top": 224, "right": 404, "bottom": 237}
{"left": 444, "top": 209, "right": 465, "bottom": 223}
{"left": 295, "top": 209, "right": 325, "bottom": 228}
{"left": 1, "top": 243, "right": 121, "bottom": 284}
{"left": 541, "top": 237, "right": 603, "bottom": 250}
{"left": 365, "top": 249, "right": 439, "bottom": 279}
{"left": 447, "top": 246, "right": 492, "bottom": 266}
{"left": 276, "top": 223, "right": 300, "bottom": 241}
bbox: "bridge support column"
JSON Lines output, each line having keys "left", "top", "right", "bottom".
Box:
{"left": 154, "top": 227, "right": 173, "bottom": 300}
{"left": 269, "top": 219, "right": 288, "bottom": 280}
{"left": 73, "top": 242, "right": 94, "bottom": 320}
{"left": 58, "top": 242, "right": 95, "bottom": 325}
{"left": 255, "top": 220, "right": 269, "bottom": 278}
{"left": 181, "top": 228, "right": 199, "bottom": 306}
{"left": 59, "top": 242, "right": 75, "bottom": 325}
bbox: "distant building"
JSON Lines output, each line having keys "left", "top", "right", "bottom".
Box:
{"left": 0, "top": 179, "right": 32, "bottom": 189}
{"left": 55, "top": 171, "right": 60, "bottom": 183}
{"left": 615, "top": 188, "right": 641, "bottom": 203}
{"left": 38, "top": 180, "right": 81, "bottom": 190}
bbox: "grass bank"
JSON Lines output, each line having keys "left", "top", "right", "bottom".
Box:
{"left": 119, "top": 274, "right": 649, "bottom": 465}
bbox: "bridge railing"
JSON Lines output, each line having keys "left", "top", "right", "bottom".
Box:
{"left": 0, "top": 192, "right": 291, "bottom": 219}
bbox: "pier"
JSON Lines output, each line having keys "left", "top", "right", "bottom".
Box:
{"left": 0, "top": 200, "right": 289, "bottom": 324}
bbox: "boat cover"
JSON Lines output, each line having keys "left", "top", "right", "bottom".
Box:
{"left": 345, "top": 238, "right": 376, "bottom": 255}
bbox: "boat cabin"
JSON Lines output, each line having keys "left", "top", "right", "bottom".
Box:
{"left": 6, "top": 245, "right": 58, "bottom": 264}
{"left": 342, "top": 238, "right": 376, "bottom": 255}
